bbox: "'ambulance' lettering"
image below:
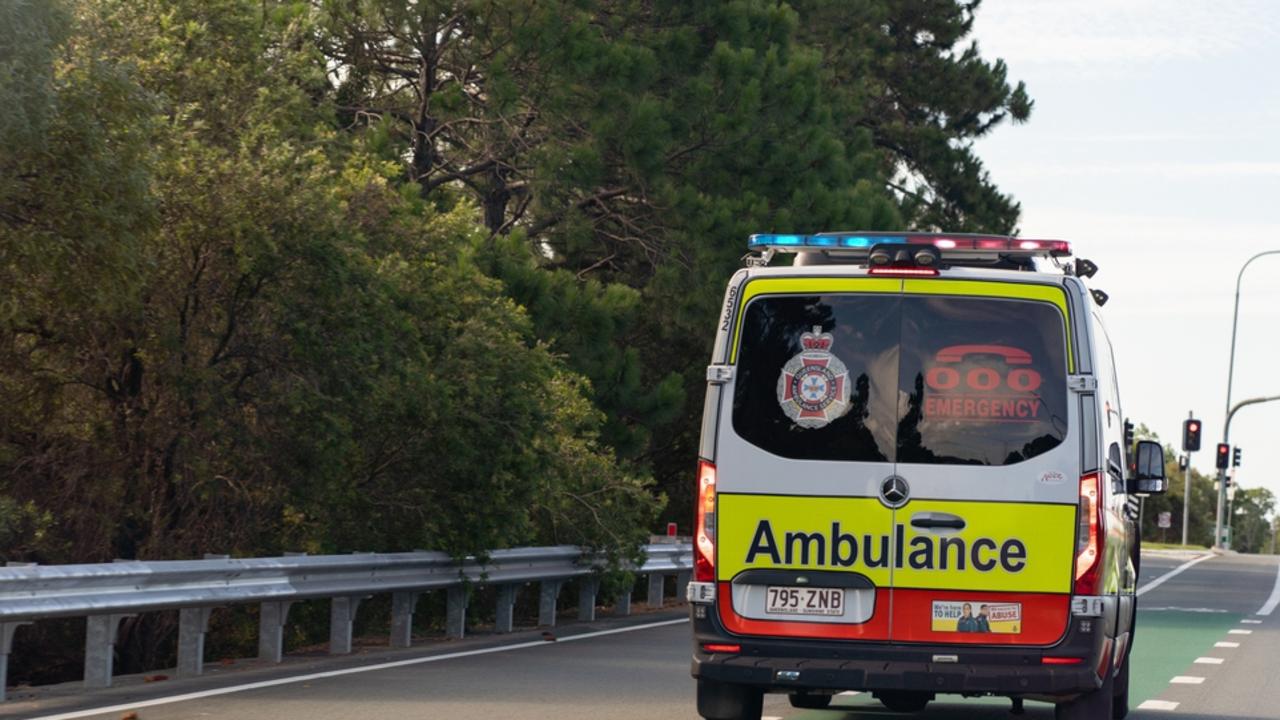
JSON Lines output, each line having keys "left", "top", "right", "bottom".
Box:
{"left": 745, "top": 520, "right": 1028, "bottom": 574}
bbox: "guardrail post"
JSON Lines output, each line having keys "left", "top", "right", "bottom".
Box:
{"left": 675, "top": 571, "right": 691, "bottom": 603}
{"left": 495, "top": 584, "right": 519, "bottom": 633}
{"left": 84, "top": 614, "right": 132, "bottom": 688}
{"left": 258, "top": 601, "right": 293, "bottom": 663}
{"left": 577, "top": 577, "right": 600, "bottom": 622}
{"left": 177, "top": 607, "right": 213, "bottom": 676}
{"left": 538, "top": 580, "right": 563, "bottom": 627}
{"left": 329, "top": 596, "right": 365, "bottom": 654}
{"left": 445, "top": 586, "right": 468, "bottom": 640}
{"left": 614, "top": 583, "right": 632, "bottom": 616}
{"left": 390, "top": 592, "right": 419, "bottom": 648}
{"left": 1, "top": 622, "right": 30, "bottom": 702}
{"left": 647, "top": 573, "right": 666, "bottom": 609}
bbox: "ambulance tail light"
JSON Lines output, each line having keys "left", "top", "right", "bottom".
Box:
{"left": 695, "top": 460, "right": 717, "bottom": 583}
{"left": 1074, "top": 472, "right": 1103, "bottom": 595}
{"left": 1041, "top": 656, "right": 1085, "bottom": 666}
{"left": 701, "top": 643, "right": 740, "bottom": 654}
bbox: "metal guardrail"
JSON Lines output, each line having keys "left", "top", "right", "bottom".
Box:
{"left": 0, "top": 543, "right": 693, "bottom": 701}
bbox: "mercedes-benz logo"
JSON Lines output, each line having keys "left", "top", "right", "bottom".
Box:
{"left": 879, "top": 475, "right": 910, "bottom": 509}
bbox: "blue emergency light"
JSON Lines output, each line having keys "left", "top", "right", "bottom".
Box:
{"left": 748, "top": 234, "right": 906, "bottom": 249}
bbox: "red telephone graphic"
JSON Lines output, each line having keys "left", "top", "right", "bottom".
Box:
{"left": 934, "top": 344, "right": 1032, "bottom": 365}
{"left": 926, "top": 344, "right": 1041, "bottom": 393}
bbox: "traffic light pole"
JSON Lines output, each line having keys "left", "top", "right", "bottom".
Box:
{"left": 1214, "top": 395, "right": 1280, "bottom": 549}
{"left": 1181, "top": 456, "right": 1192, "bottom": 546}
{"left": 1182, "top": 412, "right": 1192, "bottom": 540}
{"left": 1182, "top": 411, "right": 1195, "bottom": 547}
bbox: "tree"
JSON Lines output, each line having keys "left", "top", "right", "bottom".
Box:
{"left": 312, "top": 0, "right": 1034, "bottom": 525}
{"left": 1230, "top": 487, "right": 1275, "bottom": 555}
{"left": 3, "top": 0, "right": 663, "bottom": 682}
{"left": 789, "top": 0, "right": 1033, "bottom": 233}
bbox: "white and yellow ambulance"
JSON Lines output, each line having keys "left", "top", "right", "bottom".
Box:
{"left": 687, "top": 233, "right": 1168, "bottom": 720}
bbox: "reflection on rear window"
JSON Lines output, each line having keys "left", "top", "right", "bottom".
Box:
{"left": 897, "top": 296, "right": 1068, "bottom": 466}
{"left": 732, "top": 292, "right": 1068, "bottom": 466}
{"left": 732, "top": 295, "right": 899, "bottom": 462}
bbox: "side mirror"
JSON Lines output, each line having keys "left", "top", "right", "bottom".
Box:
{"left": 1129, "top": 440, "right": 1167, "bottom": 495}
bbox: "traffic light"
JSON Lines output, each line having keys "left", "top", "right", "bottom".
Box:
{"left": 1182, "top": 418, "right": 1202, "bottom": 452}
{"left": 1233, "top": 447, "right": 1242, "bottom": 467}
{"left": 1216, "top": 443, "right": 1231, "bottom": 470}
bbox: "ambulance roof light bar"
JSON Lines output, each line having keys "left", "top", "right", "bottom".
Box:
{"left": 746, "top": 232, "right": 1072, "bottom": 258}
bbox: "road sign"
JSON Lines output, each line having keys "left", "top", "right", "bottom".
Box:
{"left": 1158, "top": 512, "right": 1172, "bottom": 529}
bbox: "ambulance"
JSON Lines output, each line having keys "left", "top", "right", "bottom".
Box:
{"left": 687, "top": 233, "right": 1167, "bottom": 720}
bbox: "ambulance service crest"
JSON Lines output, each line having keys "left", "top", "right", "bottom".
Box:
{"left": 776, "top": 326, "right": 852, "bottom": 428}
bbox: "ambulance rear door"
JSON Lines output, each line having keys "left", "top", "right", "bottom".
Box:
{"left": 886, "top": 279, "right": 1080, "bottom": 647}
{"left": 714, "top": 276, "right": 902, "bottom": 641}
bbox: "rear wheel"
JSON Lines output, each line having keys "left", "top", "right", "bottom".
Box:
{"left": 789, "top": 692, "right": 832, "bottom": 709}
{"left": 1113, "top": 645, "right": 1131, "bottom": 719}
{"left": 875, "top": 691, "right": 932, "bottom": 713}
{"left": 697, "top": 679, "right": 763, "bottom": 720}
{"left": 1054, "top": 661, "right": 1115, "bottom": 720}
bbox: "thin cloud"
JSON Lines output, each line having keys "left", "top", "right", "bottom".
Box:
{"left": 1001, "top": 161, "right": 1280, "bottom": 181}
{"left": 976, "top": 0, "right": 1280, "bottom": 67}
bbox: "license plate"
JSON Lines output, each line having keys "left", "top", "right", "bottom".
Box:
{"left": 765, "top": 586, "right": 844, "bottom": 616}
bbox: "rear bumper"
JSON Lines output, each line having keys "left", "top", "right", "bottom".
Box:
{"left": 693, "top": 652, "right": 1098, "bottom": 696}
{"left": 690, "top": 598, "right": 1113, "bottom": 698}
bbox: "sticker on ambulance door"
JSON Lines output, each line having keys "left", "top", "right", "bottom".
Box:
{"left": 931, "top": 601, "right": 1022, "bottom": 634}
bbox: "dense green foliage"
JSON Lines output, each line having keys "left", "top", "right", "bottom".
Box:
{"left": 2, "top": 0, "right": 1031, "bottom": 564}
{"left": 1, "top": 0, "right": 667, "bottom": 565}
{"left": 1, "top": 0, "right": 1034, "bottom": 681}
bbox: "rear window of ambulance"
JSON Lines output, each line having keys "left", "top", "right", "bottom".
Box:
{"left": 732, "top": 292, "right": 1068, "bottom": 466}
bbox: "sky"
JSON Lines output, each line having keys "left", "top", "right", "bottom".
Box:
{"left": 970, "top": 1, "right": 1280, "bottom": 514}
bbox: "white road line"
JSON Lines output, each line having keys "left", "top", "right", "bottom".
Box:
{"left": 837, "top": 691, "right": 861, "bottom": 697}
{"left": 1229, "top": 629, "right": 1254, "bottom": 635}
{"left": 1194, "top": 657, "right": 1225, "bottom": 665}
{"left": 1137, "top": 553, "right": 1215, "bottom": 597}
{"left": 1170, "top": 676, "right": 1205, "bottom": 684}
{"left": 1257, "top": 558, "right": 1280, "bottom": 616}
{"left": 1215, "top": 641, "right": 1241, "bottom": 648}
{"left": 25, "top": 618, "right": 691, "bottom": 720}
{"left": 1138, "top": 699, "right": 1180, "bottom": 711}
{"left": 1242, "top": 619, "right": 1263, "bottom": 624}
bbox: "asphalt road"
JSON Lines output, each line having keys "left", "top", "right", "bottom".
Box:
{"left": 9, "top": 551, "right": 1280, "bottom": 720}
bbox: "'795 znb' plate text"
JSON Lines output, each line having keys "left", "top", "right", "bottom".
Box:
{"left": 765, "top": 586, "right": 843, "bottom": 616}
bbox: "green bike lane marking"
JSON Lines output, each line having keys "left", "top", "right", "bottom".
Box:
{"left": 1128, "top": 608, "right": 1241, "bottom": 705}
{"left": 786, "top": 609, "right": 1241, "bottom": 718}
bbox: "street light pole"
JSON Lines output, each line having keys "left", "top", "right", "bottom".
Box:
{"left": 1214, "top": 394, "right": 1280, "bottom": 548}
{"left": 1216, "top": 250, "right": 1280, "bottom": 549}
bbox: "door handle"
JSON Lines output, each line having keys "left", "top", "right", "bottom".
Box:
{"left": 910, "top": 512, "right": 966, "bottom": 530}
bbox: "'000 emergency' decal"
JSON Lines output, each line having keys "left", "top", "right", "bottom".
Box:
{"left": 716, "top": 494, "right": 1076, "bottom": 594}
{"left": 923, "top": 344, "right": 1045, "bottom": 422}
